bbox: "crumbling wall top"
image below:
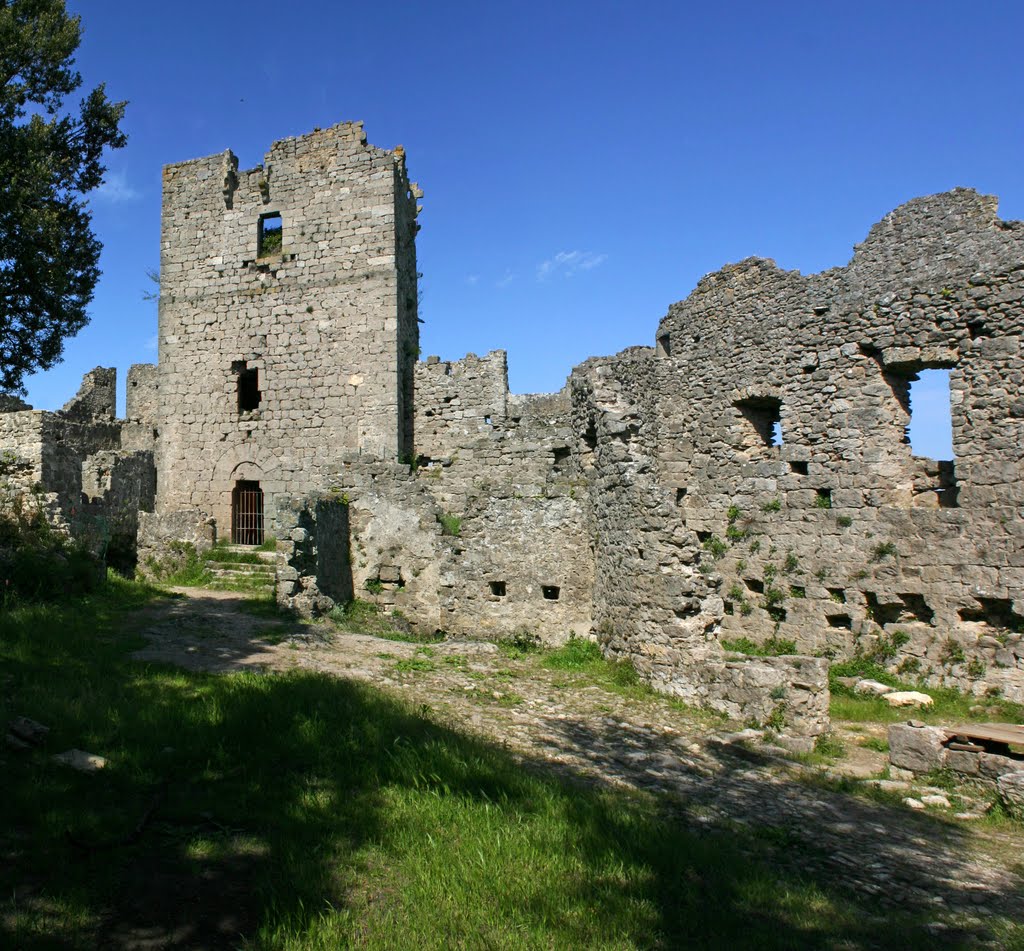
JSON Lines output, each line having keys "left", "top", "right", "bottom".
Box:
{"left": 61, "top": 367, "right": 116, "bottom": 421}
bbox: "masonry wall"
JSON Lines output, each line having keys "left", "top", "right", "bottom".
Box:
{"left": 0, "top": 369, "right": 156, "bottom": 566}
{"left": 650, "top": 190, "right": 1024, "bottom": 702}
{"left": 154, "top": 121, "right": 420, "bottom": 537}
{"left": 412, "top": 352, "right": 593, "bottom": 643}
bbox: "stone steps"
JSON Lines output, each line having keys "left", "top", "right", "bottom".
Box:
{"left": 207, "top": 563, "right": 276, "bottom": 577}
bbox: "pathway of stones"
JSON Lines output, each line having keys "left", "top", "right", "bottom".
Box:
{"left": 134, "top": 588, "right": 1024, "bottom": 946}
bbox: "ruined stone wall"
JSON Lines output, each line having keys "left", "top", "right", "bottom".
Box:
{"left": 568, "top": 351, "right": 829, "bottom": 737}
{"left": 652, "top": 190, "right": 1024, "bottom": 702}
{"left": 411, "top": 353, "right": 592, "bottom": 643}
{"left": 0, "top": 411, "right": 45, "bottom": 497}
{"left": 61, "top": 368, "right": 116, "bottom": 421}
{"left": 275, "top": 493, "right": 354, "bottom": 617}
{"left": 286, "top": 455, "right": 450, "bottom": 631}
{"left": 0, "top": 369, "right": 157, "bottom": 569}
{"left": 154, "top": 121, "right": 420, "bottom": 536}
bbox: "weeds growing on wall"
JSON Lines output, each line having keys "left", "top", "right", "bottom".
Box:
{"left": 438, "top": 512, "right": 462, "bottom": 537}
{"left": 144, "top": 541, "right": 214, "bottom": 587}
{"left": 0, "top": 488, "right": 101, "bottom": 604}
{"left": 720, "top": 636, "right": 798, "bottom": 657}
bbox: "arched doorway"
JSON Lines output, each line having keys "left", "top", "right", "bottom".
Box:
{"left": 232, "top": 480, "right": 264, "bottom": 545}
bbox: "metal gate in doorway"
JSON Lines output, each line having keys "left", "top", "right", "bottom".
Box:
{"left": 231, "top": 480, "right": 264, "bottom": 545}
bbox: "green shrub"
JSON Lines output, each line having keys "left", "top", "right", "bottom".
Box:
{"left": 721, "top": 636, "right": 797, "bottom": 657}
{"left": 940, "top": 638, "right": 966, "bottom": 666}
{"left": 702, "top": 534, "right": 728, "bottom": 560}
{"left": 498, "top": 627, "right": 541, "bottom": 659}
{"left": 438, "top": 513, "right": 462, "bottom": 537}
{"left": 871, "top": 541, "right": 898, "bottom": 561}
{"left": 761, "top": 498, "right": 781, "bottom": 513}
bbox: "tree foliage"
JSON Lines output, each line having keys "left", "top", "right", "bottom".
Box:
{"left": 0, "top": 0, "right": 126, "bottom": 393}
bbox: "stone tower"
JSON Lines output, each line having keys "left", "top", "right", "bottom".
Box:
{"left": 151, "top": 122, "right": 420, "bottom": 541}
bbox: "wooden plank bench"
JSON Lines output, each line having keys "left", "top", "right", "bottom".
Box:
{"left": 945, "top": 723, "right": 1024, "bottom": 756}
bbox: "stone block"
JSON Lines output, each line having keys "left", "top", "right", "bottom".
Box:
{"left": 979, "top": 752, "right": 1024, "bottom": 780}
{"left": 945, "top": 749, "right": 981, "bottom": 776}
{"left": 888, "top": 723, "right": 947, "bottom": 773}
{"left": 997, "top": 771, "right": 1024, "bottom": 818}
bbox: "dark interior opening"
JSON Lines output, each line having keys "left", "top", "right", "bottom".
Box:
{"left": 827, "top": 614, "right": 852, "bottom": 630}
{"left": 231, "top": 480, "right": 264, "bottom": 546}
{"left": 657, "top": 334, "right": 671, "bottom": 357}
{"left": 542, "top": 585, "right": 560, "bottom": 601}
{"left": 258, "top": 213, "right": 282, "bottom": 257}
{"left": 236, "top": 364, "right": 261, "bottom": 412}
{"left": 790, "top": 460, "right": 809, "bottom": 475}
{"left": 489, "top": 581, "right": 506, "bottom": 597}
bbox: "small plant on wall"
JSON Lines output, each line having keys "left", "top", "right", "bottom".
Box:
{"left": 438, "top": 513, "right": 462, "bottom": 537}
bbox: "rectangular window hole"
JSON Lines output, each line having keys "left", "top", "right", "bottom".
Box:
{"left": 790, "top": 460, "right": 809, "bottom": 475}
{"left": 489, "top": 581, "right": 506, "bottom": 597}
{"left": 258, "top": 213, "right": 282, "bottom": 257}
{"left": 827, "top": 588, "right": 847, "bottom": 604}
{"left": 908, "top": 368, "right": 954, "bottom": 461}
{"left": 484, "top": 415, "right": 492, "bottom": 425}
{"left": 235, "top": 362, "right": 261, "bottom": 412}
{"left": 815, "top": 488, "right": 832, "bottom": 508}
{"left": 745, "top": 578, "right": 764, "bottom": 594}
{"left": 542, "top": 585, "right": 560, "bottom": 601}
{"left": 827, "top": 614, "right": 852, "bottom": 630}
{"left": 724, "top": 601, "right": 734, "bottom": 615}
{"left": 657, "top": 334, "right": 671, "bottom": 357}
{"left": 675, "top": 486, "right": 687, "bottom": 505}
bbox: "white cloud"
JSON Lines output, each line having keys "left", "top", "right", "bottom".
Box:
{"left": 496, "top": 269, "right": 515, "bottom": 288}
{"left": 95, "top": 170, "right": 140, "bottom": 203}
{"left": 537, "top": 250, "right": 608, "bottom": 281}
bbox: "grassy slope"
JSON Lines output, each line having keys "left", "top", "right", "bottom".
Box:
{"left": 1, "top": 578, "right": 1020, "bottom": 950}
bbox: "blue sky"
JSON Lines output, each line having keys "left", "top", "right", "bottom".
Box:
{"left": 22, "top": 1, "right": 1024, "bottom": 459}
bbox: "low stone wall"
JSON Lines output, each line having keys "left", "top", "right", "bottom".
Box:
{"left": 889, "top": 722, "right": 1024, "bottom": 780}
{"left": 136, "top": 510, "right": 216, "bottom": 578}
{"left": 698, "top": 654, "right": 830, "bottom": 741}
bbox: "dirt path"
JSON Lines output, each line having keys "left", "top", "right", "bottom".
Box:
{"left": 134, "top": 588, "right": 1024, "bottom": 940}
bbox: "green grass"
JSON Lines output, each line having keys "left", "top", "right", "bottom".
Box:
{"left": 540, "top": 638, "right": 657, "bottom": 701}
{"left": 721, "top": 636, "right": 798, "bottom": 657}
{"left": 329, "top": 599, "right": 445, "bottom": 644}
{"left": 204, "top": 547, "right": 269, "bottom": 565}
{"left": 2, "top": 579, "right": 1021, "bottom": 949}
{"left": 829, "top": 659, "right": 1024, "bottom": 726}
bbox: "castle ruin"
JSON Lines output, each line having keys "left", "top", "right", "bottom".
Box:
{"left": 4, "top": 121, "right": 1023, "bottom": 742}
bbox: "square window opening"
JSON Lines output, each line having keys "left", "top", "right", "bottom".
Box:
{"left": 541, "top": 585, "right": 560, "bottom": 601}
{"left": 790, "top": 460, "right": 809, "bottom": 475}
{"left": 734, "top": 395, "right": 783, "bottom": 451}
{"left": 489, "top": 581, "right": 506, "bottom": 597}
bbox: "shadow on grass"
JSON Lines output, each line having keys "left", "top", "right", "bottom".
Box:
{"left": 1, "top": 581, "right": 1021, "bottom": 949}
